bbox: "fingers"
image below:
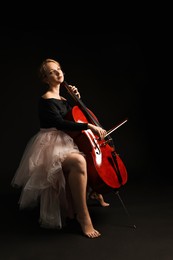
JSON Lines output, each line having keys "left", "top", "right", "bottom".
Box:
{"left": 69, "top": 85, "right": 81, "bottom": 98}
{"left": 93, "top": 126, "right": 106, "bottom": 140}
{"left": 88, "top": 124, "right": 107, "bottom": 140}
{"left": 98, "top": 128, "right": 107, "bottom": 140}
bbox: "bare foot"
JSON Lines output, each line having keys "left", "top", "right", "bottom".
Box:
{"left": 76, "top": 215, "right": 101, "bottom": 238}
{"left": 89, "top": 192, "right": 110, "bottom": 207}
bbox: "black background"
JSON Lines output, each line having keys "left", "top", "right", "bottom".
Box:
{"left": 0, "top": 20, "right": 172, "bottom": 259}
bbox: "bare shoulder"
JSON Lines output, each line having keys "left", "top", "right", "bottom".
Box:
{"left": 42, "top": 92, "right": 51, "bottom": 99}
{"left": 41, "top": 91, "right": 67, "bottom": 101}
{"left": 60, "top": 96, "right": 67, "bottom": 101}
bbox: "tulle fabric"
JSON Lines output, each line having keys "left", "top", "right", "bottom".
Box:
{"left": 11, "top": 128, "right": 83, "bottom": 229}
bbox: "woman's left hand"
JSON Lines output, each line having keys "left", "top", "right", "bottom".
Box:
{"left": 69, "top": 85, "right": 81, "bottom": 98}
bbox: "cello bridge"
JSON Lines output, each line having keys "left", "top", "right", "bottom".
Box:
{"left": 100, "top": 140, "right": 112, "bottom": 147}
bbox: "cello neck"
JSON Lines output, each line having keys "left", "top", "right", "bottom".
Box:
{"left": 62, "top": 81, "right": 100, "bottom": 126}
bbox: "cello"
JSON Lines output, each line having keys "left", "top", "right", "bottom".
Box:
{"left": 62, "top": 81, "right": 128, "bottom": 194}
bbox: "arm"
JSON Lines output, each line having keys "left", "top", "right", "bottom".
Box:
{"left": 38, "top": 98, "right": 88, "bottom": 131}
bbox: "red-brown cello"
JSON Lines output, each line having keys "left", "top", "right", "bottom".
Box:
{"left": 63, "top": 81, "right": 128, "bottom": 195}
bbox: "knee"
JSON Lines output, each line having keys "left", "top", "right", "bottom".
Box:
{"left": 73, "top": 154, "right": 87, "bottom": 171}
{"left": 63, "top": 153, "right": 87, "bottom": 173}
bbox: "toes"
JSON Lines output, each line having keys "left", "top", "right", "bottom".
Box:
{"left": 85, "top": 230, "right": 101, "bottom": 238}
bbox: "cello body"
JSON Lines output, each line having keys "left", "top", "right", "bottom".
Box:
{"left": 65, "top": 105, "right": 128, "bottom": 194}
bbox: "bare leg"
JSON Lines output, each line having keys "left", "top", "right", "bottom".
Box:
{"left": 63, "top": 153, "right": 101, "bottom": 238}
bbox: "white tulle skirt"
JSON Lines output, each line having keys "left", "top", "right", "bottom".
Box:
{"left": 11, "top": 128, "right": 83, "bottom": 229}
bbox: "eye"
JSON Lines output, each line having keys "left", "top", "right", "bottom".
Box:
{"left": 48, "top": 67, "right": 62, "bottom": 76}
{"left": 49, "top": 70, "right": 57, "bottom": 75}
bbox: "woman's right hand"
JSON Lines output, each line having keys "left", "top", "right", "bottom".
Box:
{"left": 88, "top": 123, "right": 107, "bottom": 140}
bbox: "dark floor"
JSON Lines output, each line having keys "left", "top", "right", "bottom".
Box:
{"left": 1, "top": 177, "right": 173, "bottom": 260}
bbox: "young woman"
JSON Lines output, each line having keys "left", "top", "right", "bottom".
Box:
{"left": 12, "top": 58, "right": 109, "bottom": 238}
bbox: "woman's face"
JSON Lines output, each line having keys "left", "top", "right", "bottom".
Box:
{"left": 44, "top": 61, "right": 64, "bottom": 85}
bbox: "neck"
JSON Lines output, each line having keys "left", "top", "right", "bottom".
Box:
{"left": 49, "top": 84, "right": 60, "bottom": 93}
